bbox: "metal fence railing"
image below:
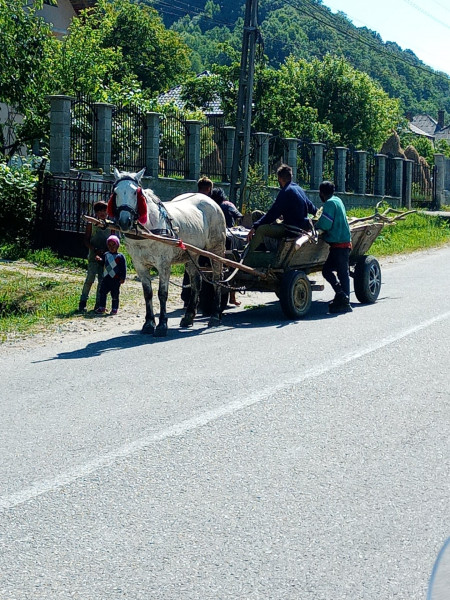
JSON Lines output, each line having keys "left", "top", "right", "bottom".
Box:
{"left": 70, "top": 95, "right": 96, "bottom": 170}
{"left": 345, "top": 147, "right": 357, "bottom": 193}
{"left": 37, "top": 174, "right": 112, "bottom": 235}
{"left": 111, "top": 102, "right": 147, "bottom": 172}
{"left": 385, "top": 157, "right": 396, "bottom": 197}
{"left": 297, "top": 140, "right": 312, "bottom": 189}
{"left": 268, "top": 135, "right": 288, "bottom": 184}
{"left": 200, "top": 115, "right": 227, "bottom": 180}
{"left": 366, "top": 150, "right": 376, "bottom": 195}
{"left": 322, "top": 143, "right": 335, "bottom": 185}
{"left": 410, "top": 160, "right": 434, "bottom": 205}
{"left": 159, "top": 111, "right": 189, "bottom": 178}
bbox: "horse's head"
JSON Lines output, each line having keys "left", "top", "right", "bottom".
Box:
{"left": 108, "top": 167, "right": 148, "bottom": 230}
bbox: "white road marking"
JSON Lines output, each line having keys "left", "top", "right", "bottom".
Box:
{"left": 2, "top": 310, "right": 449, "bottom": 511}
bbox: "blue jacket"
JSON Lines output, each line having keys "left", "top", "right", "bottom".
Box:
{"left": 254, "top": 182, "right": 317, "bottom": 236}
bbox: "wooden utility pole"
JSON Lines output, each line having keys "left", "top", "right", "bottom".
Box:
{"left": 229, "top": 0, "right": 258, "bottom": 209}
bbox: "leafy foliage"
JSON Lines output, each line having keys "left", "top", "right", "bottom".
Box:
{"left": 0, "top": 0, "right": 193, "bottom": 154}
{"left": 167, "top": 0, "right": 450, "bottom": 118}
{"left": 0, "top": 0, "right": 58, "bottom": 155}
{"left": 182, "top": 55, "right": 400, "bottom": 149}
{"left": 0, "top": 160, "right": 39, "bottom": 245}
{"left": 241, "top": 165, "right": 275, "bottom": 213}
{"left": 53, "top": 0, "right": 192, "bottom": 99}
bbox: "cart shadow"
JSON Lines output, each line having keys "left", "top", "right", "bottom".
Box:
{"left": 34, "top": 298, "right": 373, "bottom": 362}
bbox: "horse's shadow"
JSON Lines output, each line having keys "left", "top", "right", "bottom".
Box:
{"left": 34, "top": 298, "right": 368, "bottom": 362}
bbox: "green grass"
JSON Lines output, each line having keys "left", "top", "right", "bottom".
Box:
{"left": 347, "top": 209, "right": 450, "bottom": 256}
{"left": 0, "top": 271, "right": 81, "bottom": 341}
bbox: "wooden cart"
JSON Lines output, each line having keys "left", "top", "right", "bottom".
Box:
{"left": 199, "top": 206, "right": 414, "bottom": 320}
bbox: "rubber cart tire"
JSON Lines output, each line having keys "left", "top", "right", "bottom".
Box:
{"left": 353, "top": 255, "right": 381, "bottom": 304}
{"left": 279, "top": 270, "right": 312, "bottom": 319}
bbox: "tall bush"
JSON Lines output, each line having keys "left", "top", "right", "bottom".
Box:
{"left": 0, "top": 161, "right": 38, "bottom": 246}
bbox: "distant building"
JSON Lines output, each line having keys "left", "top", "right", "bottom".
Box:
{"left": 37, "top": 0, "right": 96, "bottom": 38}
{"left": 157, "top": 71, "right": 223, "bottom": 119}
{"left": 407, "top": 110, "right": 450, "bottom": 143}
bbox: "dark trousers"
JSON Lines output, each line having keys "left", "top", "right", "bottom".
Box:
{"left": 98, "top": 277, "right": 121, "bottom": 310}
{"left": 322, "top": 247, "right": 351, "bottom": 298}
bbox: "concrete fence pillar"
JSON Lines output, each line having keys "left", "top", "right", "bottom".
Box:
{"left": 434, "top": 153, "right": 446, "bottom": 209}
{"left": 49, "top": 95, "right": 74, "bottom": 174}
{"left": 93, "top": 103, "right": 113, "bottom": 174}
{"left": 374, "top": 154, "right": 387, "bottom": 197}
{"left": 355, "top": 150, "right": 367, "bottom": 195}
{"left": 334, "top": 147, "right": 348, "bottom": 193}
{"left": 223, "top": 126, "right": 236, "bottom": 182}
{"left": 144, "top": 112, "right": 161, "bottom": 178}
{"left": 186, "top": 120, "right": 201, "bottom": 181}
{"left": 285, "top": 138, "right": 299, "bottom": 182}
{"left": 310, "top": 143, "right": 325, "bottom": 190}
{"left": 254, "top": 132, "right": 270, "bottom": 182}
{"left": 403, "top": 159, "right": 413, "bottom": 209}
{"left": 393, "top": 157, "right": 404, "bottom": 199}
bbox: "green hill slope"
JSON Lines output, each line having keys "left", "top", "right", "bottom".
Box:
{"left": 158, "top": 0, "right": 450, "bottom": 117}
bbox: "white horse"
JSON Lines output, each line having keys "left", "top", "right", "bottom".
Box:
{"left": 108, "top": 168, "right": 226, "bottom": 337}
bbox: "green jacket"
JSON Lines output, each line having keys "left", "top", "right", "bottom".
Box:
{"left": 315, "top": 196, "right": 351, "bottom": 244}
{"left": 88, "top": 224, "right": 111, "bottom": 261}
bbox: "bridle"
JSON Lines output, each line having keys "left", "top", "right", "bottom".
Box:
{"left": 108, "top": 176, "right": 147, "bottom": 226}
{"left": 109, "top": 175, "right": 176, "bottom": 237}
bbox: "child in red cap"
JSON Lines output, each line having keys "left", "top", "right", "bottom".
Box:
{"left": 95, "top": 235, "right": 127, "bottom": 315}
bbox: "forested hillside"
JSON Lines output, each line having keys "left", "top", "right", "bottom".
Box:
{"left": 158, "top": 0, "right": 450, "bottom": 117}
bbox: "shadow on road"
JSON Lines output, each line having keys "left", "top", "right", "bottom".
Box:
{"left": 34, "top": 298, "right": 366, "bottom": 362}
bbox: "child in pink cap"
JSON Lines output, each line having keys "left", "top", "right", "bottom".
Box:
{"left": 95, "top": 235, "right": 127, "bottom": 315}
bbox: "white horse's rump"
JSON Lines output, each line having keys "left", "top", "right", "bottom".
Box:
{"left": 108, "top": 168, "right": 226, "bottom": 336}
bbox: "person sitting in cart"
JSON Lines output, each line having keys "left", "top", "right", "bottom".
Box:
{"left": 315, "top": 180, "right": 352, "bottom": 314}
{"left": 245, "top": 164, "right": 317, "bottom": 257}
{"left": 211, "top": 187, "right": 242, "bottom": 228}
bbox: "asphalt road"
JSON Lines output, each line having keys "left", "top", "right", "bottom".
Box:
{"left": 1, "top": 246, "right": 450, "bottom": 599}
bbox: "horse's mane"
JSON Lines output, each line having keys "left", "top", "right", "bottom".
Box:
{"left": 142, "top": 186, "right": 162, "bottom": 207}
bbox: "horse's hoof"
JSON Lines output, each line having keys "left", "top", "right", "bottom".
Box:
{"left": 208, "top": 316, "right": 222, "bottom": 328}
{"left": 180, "top": 315, "right": 194, "bottom": 328}
{"left": 154, "top": 325, "right": 168, "bottom": 338}
{"left": 141, "top": 322, "right": 155, "bottom": 335}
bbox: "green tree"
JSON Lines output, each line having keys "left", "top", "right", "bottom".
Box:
{"left": 53, "top": 0, "right": 192, "bottom": 98}
{"left": 0, "top": 0, "right": 57, "bottom": 156}
{"left": 100, "top": 0, "right": 192, "bottom": 94}
{"left": 435, "top": 139, "right": 450, "bottom": 159}
{"left": 165, "top": 0, "right": 450, "bottom": 117}
{"left": 182, "top": 54, "right": 399, "bottom": 149}
{"left": 284, "top": 55, "right": 401, "bottom": 149}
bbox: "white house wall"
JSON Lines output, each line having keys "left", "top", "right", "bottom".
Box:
{"left": 37, "top": 0, "right": 76, "bottom": 38}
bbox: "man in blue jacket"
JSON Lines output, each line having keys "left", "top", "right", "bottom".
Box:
{"left": 315, "top": 180, "right": 352, "bottom": 313}
{"left": 246, "top": 164, "right": 317, "bottom": 255}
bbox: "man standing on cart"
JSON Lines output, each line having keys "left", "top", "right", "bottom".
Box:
{"left": 245, "top": 164, "right": 317, "bottom": 256}
{"left": 315, "top": 180, "right": 352, "bottom": 314}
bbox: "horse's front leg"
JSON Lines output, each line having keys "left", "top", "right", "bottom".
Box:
{"left": 139, "top": 272, "right": 156, "bottom": 335}
{"left": 180, "top": 264, "right": 200, "bottom": 328}
{"left": 154, "top": 263, "right": 171, "bottom": 337}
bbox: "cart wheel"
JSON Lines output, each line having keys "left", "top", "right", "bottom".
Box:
{"left": 353, "top": 255, "right": 381, "bottom": 304}
{"left": 279, "top": 270, "right": 312, "bottom": 319}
